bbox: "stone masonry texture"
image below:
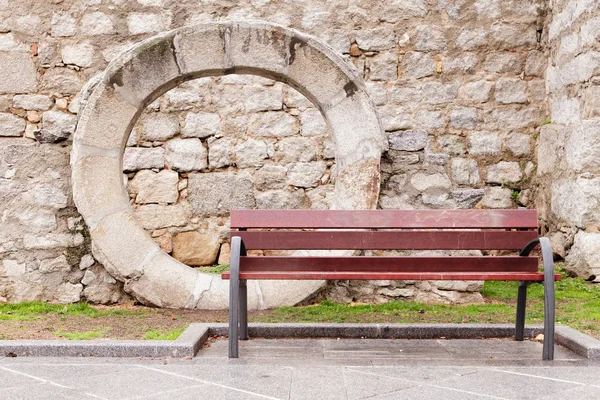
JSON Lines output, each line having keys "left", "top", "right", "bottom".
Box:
{"left": 1, "top": 0, "right": 596, "bottom": 307}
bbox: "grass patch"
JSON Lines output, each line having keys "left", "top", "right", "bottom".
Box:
{"left": 53, "top": 328, "right": 109, "bottom": 340}
{"left": 0, "top": 301, "right": 146, "bottom": 321}
{"left": 143, "top": 327, "right": 185, "bottom": 340}
{"left": 198, "top": 264, "right": 229, "bottom": 274}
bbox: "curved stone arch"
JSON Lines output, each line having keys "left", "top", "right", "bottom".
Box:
{"left": 72, "top": 21, "right": 386, "bottom": 309}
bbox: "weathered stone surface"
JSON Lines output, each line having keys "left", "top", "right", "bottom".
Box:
{"left": 451, "top": 158, "right": 480, "bottom": 185}
{"left": 452, "top": 189, "right": 485, "bottom": 208}
{"left": 244, "top": 85, "right": 282, "bottom": 112}
{"left": 481, "top": 187, "right": 513, "bottom": 209}
{"left": 0, "top": 113, "right": 25, "bottom": 137}
{"left": 81, "top": 12, "right": 114, "bottom": 36}
{"left": 369, "top": 52, "right": 398, "bottom": 81}
{"left": 182, "top": 112, "right": 220, "bottom": 139}
{"left": 415, "top": 110, "right": 443, "bottom": 129}
{"left": 484, "top": 53, "right": 524, "bottom": 74}
{"left": 23, "top": 233, "right": 84, "bottom": 250}
{"left": 254, "top": 165, "right": 288, "bottom": 190}
{"left": 40, "top": 68, "right": 82, "bottom": 95}
{"left": 565, "top": 232, "right": 600, "bottom": 281}
{"left": 506, "top": 133, "right": 530, "bottom": 156}
{"left": 39, "top": 255, "right": 71, "bottom": 274}
{"left": 450, "top": 107, "right": 477, "bottom": 129}
{"left": 188, "top": 172, "right": 255, "bottom": 215}
{"left": 455, "top": 28, "right": 487, "bottom": 50}
{"left": 356, "top": 28, "right": 396, "bottom": 51}
{"left": 172, "top": 231, "right": 219, "bottom": 266}
{"left": 61, "top": 43, "right": 95, "bottom": 68}
{"left": 127, "top": 12, "right": 171, "bottom": 34}
{"left": 249, "top": 111, "right": 299, "bottom": 137}
{"left": 165, "top": 138, "right": 207, "bottom": 172}
{"left": 459, "top": 80, "right": 493, "bottom": 103}
{"left": 566, "top": 120, "right": 600, "bottom": 172}
{"left": 12, "top": 95, "right": 52, "bottom": 111}
{"left": 468, "top": 131, "right": 501, "bottom": 155}
{"left": 399, "top": 51, "right": 434, "bottom": 79}
{"left": 552, "top": 175, "right": 600, "bottom": 228}
{"left": 82, "top": 265, "right": 127, "bottom": 304}
{"left": 414, "top": 24, "right": 447, "bottom": 51}
{"left": 276, "top": 137, "right": 316, "bottom": 162}
{"left": 129, "top": 169, "right": 179, "bottom": 204}
{"left": 380, "top": 105, "right": 413, "bottom": 131}
{"left": 0, "top": 52, "right": 37, "bottom": 94}
{"left": 133, "top": 204, "right": 187, "bottom": 230}
{"left": 51, "top": 12, "right": 76, "bottom": 37}
{"left": 235, "top": 140, "right": 270, "bottom": 168}
{"left": 388, "top": 130, "right": 428, "bottom": 151}
{"left": 208, "top": 138, "right": 234, "bottom": 168}
{"left": 140, "top": 113, "right": 179, "bottom": 142}
{"left": 411, "top": 173, "right": 452, "bottom": 191}
{"left": 79, "top": 254, "right": 95, "bottom": 270}
{"left": 123, "top": 147, "right": 165, "bottom": 172}
{"left": 537, "top": 124, "right": 566, "bottom": 175}
{"left": 583, "top": 86, "right": 600, "bottom": 118}
{"left": 495, "top": 78, "right": 528, "bottom": 104}
{"left": 287, "top": 162, "right": 327, "bottom": 188}
{"left": 422, "top": 81, "right": 459, "bottom": 104}
{"left": 486, "top": 161, "right": 522, "bottom": 184}
{"left": 255, "top": 189, "right": 307, "bottom": 209}
{"left": 438, "top": 135, "right": 466, "bottom": 155}
{"left": 491, "top": 22, "right": 537, "bottom": 49}
{"left": 41, "top": 111, "right": 77, "bottom": 138}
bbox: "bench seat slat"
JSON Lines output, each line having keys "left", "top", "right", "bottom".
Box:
{"left": 233, "top": 231, "right": 538, "bottom": 251}
{"left": 229, "top": 256, "right": 539, "bottom": 273}
{"left": 230, "top": 209, "right": 538, "bottom": 229}
{"left": 223, "top": 271, "right": 561, "bottom": 281}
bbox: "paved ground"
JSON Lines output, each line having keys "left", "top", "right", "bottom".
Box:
{"left": 1, "top": 337, "right": 599, "bottom": 399}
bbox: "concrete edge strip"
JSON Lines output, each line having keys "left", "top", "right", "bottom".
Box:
{"left": 1, "top": 324, "right": 598, "bottom": 359}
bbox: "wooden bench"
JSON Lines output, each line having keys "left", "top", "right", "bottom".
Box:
{"left": 223, "top": 209, "right": 560, "bottom": 360}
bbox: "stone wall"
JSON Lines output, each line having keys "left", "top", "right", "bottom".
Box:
{"left": 536, "top": 0, "right": 600, "bottom": 282}
{"left": 0, "top": 0, "right": 553, "bottom": 306}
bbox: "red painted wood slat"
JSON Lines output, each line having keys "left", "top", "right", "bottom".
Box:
{"left": 231, "top": 256, "right": 539, "bottom": 273}
{"left": 222, "top": 271, "right": 562, "bottom": 281}
{"left": 230, "top": 209, "right": 538, "bottom": 229}
{"left": 232, "top": 230, "right": 538, "bottom": 251}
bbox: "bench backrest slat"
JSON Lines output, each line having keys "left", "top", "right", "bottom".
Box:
{"left": 236, "top": 256, "right": 539, "bottom": 273}
{"left": 230, "top": 209, "right": 538, "bottom": 229}
{"left": 233, "top": 231, "right": 538, "bottom": 251}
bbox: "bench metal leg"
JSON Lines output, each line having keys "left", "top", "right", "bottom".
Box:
{"left": 240, "top": 279, "right": 248, "bottom": 340}
{"left": 515, "top": 281, "right": 530, "bottom": 341}
{"left": 228, "top": 236, "right": 245, "bottom": 358}
{"left": 519, "top": 237, "right": 555, "bottom": 360}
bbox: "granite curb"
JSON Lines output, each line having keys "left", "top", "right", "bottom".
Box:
{"left": 1, "top": 323, "right": 598, "bottom": 359}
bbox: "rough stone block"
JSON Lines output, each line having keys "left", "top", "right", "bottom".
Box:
{"left": 255, "top": 189, "right": 307, "bottom": 209}
{"left": 443, "top": 54, "right": 479, "bottom": 75}
{"left": 81, "top": 12, "right": 114, "bottom": 35}
{"left": 565, "top": 232, "right": 600, "bottom": 281}
{"left": 583, "top": 86, "right": 600, "bottom": 119}
{"left": 39, "top": 255, "right": 71, "bottom": 274}
{"left": 580, "top": 16, "right": 600, "bottom": 47}
{"left": 123, "top": 147, "right": 164, "bottom": 172}
{"left": 459, "top": 80, "right": 493, "bottom": 103}
{"left": 12, "top": 95, "right": 52, "bottom": 111}
{"left": 165, "top": 138, "right": 207, "bottom": 172}
{"left": 254, "top": 165, "right": 288, "bottom": 191}
{"left": 414, "top": 25, "right": 447, "bottom": 51}
{"left": 566, "top": 120, "right": 600, "bottom": 172}
{"left": 422, "top": 81, "right": 459, "bottom": 105}
{"left": 552, "top": 175, "right": 600, "bottom": 228}
{"left": 172, "top": 231, "right": 219, "bottom": 266}
{"left": 468, "top": 131, "right": 501, "bottom": 155}
{"left": 127, "top": 13, "right": 171, "bottom": 34}
{"left": 484, "top": 53, "right": 524, "bottom": 74}
{"left": 486, "top": 161, "right": 522, "bottom": 184}
{"left": 415, "top": 110, "right": 443, "bottom": 129}
{"left": 140, "top": 113, "right": 179, "bottom": 141}
{"left": 235, "top": 140, "right": 269, "bottom": 168}
{"left": 355, "top": 28, "right": 396, "bottom": 51}
{"left": 42, "top": 111, "right": 77, "bottom": 138}
{"left": 129, "top": 169, "right": 179, "bottom": 204}
{"left": 399, "top": 52, "right": 434, "bottom": 79}
{"left": 481, "top": 186, "right": 513, "bottom": 209}
{"left": 0, "top": 113, "right": 25, "bottom": 137}
{"left": 451, "top": 158, "right": 480, "bottom": 185}
{"left": 244, "top": 85, "right": 282, "bottom": 113}
{"left": 388, "top": 130, "right": 428, "bottom": 151}
{"left": 455, "top": 28, "right": 487, "bottom": 50}
{"left": 40, "top": 67, "right": 82, "bottom": 95}
{"left": 287, "top": 162, "right": 327, "bottom": 188}
{"left": 208, "top": 138, "right": 234, "bottom": 168}
{"left": 62, "top": 43, "right": 95, "bottom": 68}
{"left": 0, "top": 52, "right": 37, "bottom": 94}
{"left": 249, "top": 111, "right": 299, "bottom": 137}
{"left": 450, "top": 107, "right": 477, "bottom": 129}
{"left": 490, "top": 22, "right": 537, "bottom": 49}
{"left": 133, "top": 204, "right": 187, "bottom": 230}
{"left": 488, "top": 107, "right": 542, "bottom": 131}
{"left": 495, "top": 78, "right": 528, "bottom": 104}
{"left": 51, "top": 12, "right": 76, "bottom": 37}
{"left": 506, "top": 132, "right": 530, "bottom": 156}
{"left": 182, "top": 111, "right": 220, "bottom": 138}
{"left": 188, "top": 172, "right": 255, "bottom": 216}
{"left": 452, "top": 188, "right": 484, "bottom": 209}
{"left": 368, "top": 52, "right": 398, "bottom": 81}
{"left": 172, "top": 25, "right": 226, "bottom": 75}
{"left": 537, "top": 124, "right": 567, "bottom": 175}
{"left": 525, "top": 50, "right": 546, "bottom": 77}
{"left": 23, "top": 233, "right": 84, "bottom": 250}
{"left": 411, "top": 173, "right": 451, "bottom": 191}
{"left": 276, "top": 137, "right": 316, "bottom": 162}
{"left": 379, "top": 105, "right": 413, "bottom": 131}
